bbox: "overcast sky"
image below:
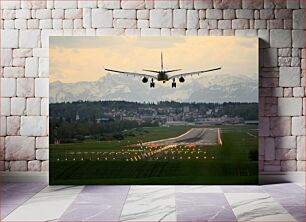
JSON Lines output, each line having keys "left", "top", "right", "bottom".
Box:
{"left": 49, "top": 36, "right": 258, "bottom": 83}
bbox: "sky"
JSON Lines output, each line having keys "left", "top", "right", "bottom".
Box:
{"left": 49, "top": 36, "right": 258, "bottom": 83}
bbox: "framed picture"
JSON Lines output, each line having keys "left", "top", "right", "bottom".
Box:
{"left": 49, "top": 36, "right": 258, "bottom": 185}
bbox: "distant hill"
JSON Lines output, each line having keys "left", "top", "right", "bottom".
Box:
{"left": 50, "top": 73, "right": 258, "bottom": 103}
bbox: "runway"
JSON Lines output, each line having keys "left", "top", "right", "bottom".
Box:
{"left": 143, "top": 128, "right": 219, "bottom": 146}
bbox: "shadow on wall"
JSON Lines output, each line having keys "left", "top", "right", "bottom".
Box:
{"left": 258, "top": 38, "right": 304, "bottom": 173}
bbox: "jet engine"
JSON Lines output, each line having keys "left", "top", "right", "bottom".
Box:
{"left": 179, "top": 77, "right": 185, "bottom": 83}
{"left": 142, "top": 77, "right": 148, "bottom": 83}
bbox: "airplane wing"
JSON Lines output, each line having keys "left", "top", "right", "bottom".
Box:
{"left": 105, "top": 68, "right": 158, "bottom": 80}
{"left": 142, "top": 69, "right": 182, "bottom": 74}
{"left": 168, "top": 67, "right": 221, "bottom": 79}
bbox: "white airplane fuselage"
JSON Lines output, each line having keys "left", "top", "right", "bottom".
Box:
{"left": 157, "top": 71, "right": 169, "bottom": 82}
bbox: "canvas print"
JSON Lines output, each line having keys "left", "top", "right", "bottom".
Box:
{"left": 49, "top": 36, "right": 258, "bottom": 185}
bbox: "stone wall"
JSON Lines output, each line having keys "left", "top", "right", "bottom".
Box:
{"left": 0, "top": 0, "right": 305, "bottom": 172}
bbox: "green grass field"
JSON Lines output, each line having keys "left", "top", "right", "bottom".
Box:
{"left": 50, "top": 125, "right": 258, "bottom": 185}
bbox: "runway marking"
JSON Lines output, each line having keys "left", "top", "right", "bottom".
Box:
{"left": 143, "top": 128, "right": 218, "bottom": 146}
{"left": 142, "top": 128, "right": 194, "bottom": 145}
{"left": 217, "top": 128, "right": 223, "bottom": 146}
{"left": 247, "top": 132, "right": 257, "bottom": 138}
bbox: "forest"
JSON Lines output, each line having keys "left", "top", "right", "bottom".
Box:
{"left": 50, "top": 100, "right": 258, "bottom": 120}
{"left": 49, "top": 100, "right": 258, "bottom": 144}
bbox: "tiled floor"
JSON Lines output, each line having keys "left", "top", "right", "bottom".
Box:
{"left": 1, "top": 182, "right": 305, "bottom": 221}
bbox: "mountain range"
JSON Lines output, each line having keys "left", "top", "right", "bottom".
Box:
{"left": 50, "top": 73, "right": 258, "bottom": 104}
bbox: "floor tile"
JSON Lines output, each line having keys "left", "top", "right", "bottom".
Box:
{"left": 1, "top": 183, "right": 46, "bottom": 194}
{"left": 59, "top": 186, "right": 130, "bottom": 221}
{"left": 119, "top": 186, "right": 176, "bottom": 222}
{"left": 283, "top": 205, "right": 305, "bottom": 222}
{"left": 176, "top": 193, "right": 236, "bottom": 222}
{"left": 1, "top": 193, "right": 34, "bottom": 205}
{"left": 295, "top": 183, "right": 305, "bottom": 188}
{"left": 2, "top": 183, "right": 304, "bottom": 222}
{"left": 222, "top": 185, "right": 264, "bottom": 193}
{"left": 82, "top": 185, "right": 130, "bottom": 194}
{"left": 262, "top": 183, "right": 304, "bottom": 194}
{"left": 175, "top": 185, "right": 222, "bottom": 193}
{"left": 3, "top": 185, "right": 84, "bottom": 221}
{"left": 59, "top": 203, "right": 121, "bottom": 222}
{"left": 1, "top": 205, "right": 18, "bottom": 219}
{"left": 225, "top": 193, "right": 297, "bottom": 221}
{"left": 270, "top": 192, "right": 305, "bottom": 206}
{"left": 0, "top": 182, "right": 47, "bottom": 219}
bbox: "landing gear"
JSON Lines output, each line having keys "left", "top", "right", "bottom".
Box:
{"left": 172, "top": 78, "right": 176, "bottom": 88}
{"left": 150, "top": 78, "right": 155, "bottom": 88}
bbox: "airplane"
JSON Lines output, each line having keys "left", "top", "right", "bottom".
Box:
{"left": 105, "top": 52, "right": 221, "bottom": 88}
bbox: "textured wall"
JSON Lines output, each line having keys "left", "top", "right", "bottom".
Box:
{"left": 0, "top": 0, "right": 305, "bottom": 172}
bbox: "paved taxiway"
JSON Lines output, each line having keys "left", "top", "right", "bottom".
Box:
{"left": 143, "top": 128, "right": 218, "bottom": 146}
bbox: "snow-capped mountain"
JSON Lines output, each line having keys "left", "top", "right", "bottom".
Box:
{"left": 50, "top": 73, "right": 258, "bottom": 103}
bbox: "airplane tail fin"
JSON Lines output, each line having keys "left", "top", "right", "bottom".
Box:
{"left": 161, "top": 51, "right": 163, "bottom": 71}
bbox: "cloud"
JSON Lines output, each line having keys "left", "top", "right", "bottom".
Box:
{"left": 50, "top": 36, "right": 187, "bottom": 50}
{"left": 72, "top": 48, "right": 80, "bottom": 53}
{"left": 50, "top": 36, "right": 126, "bottom": 48}
{"left": 131, "top": 36, "right": 186, "bottom": 49}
